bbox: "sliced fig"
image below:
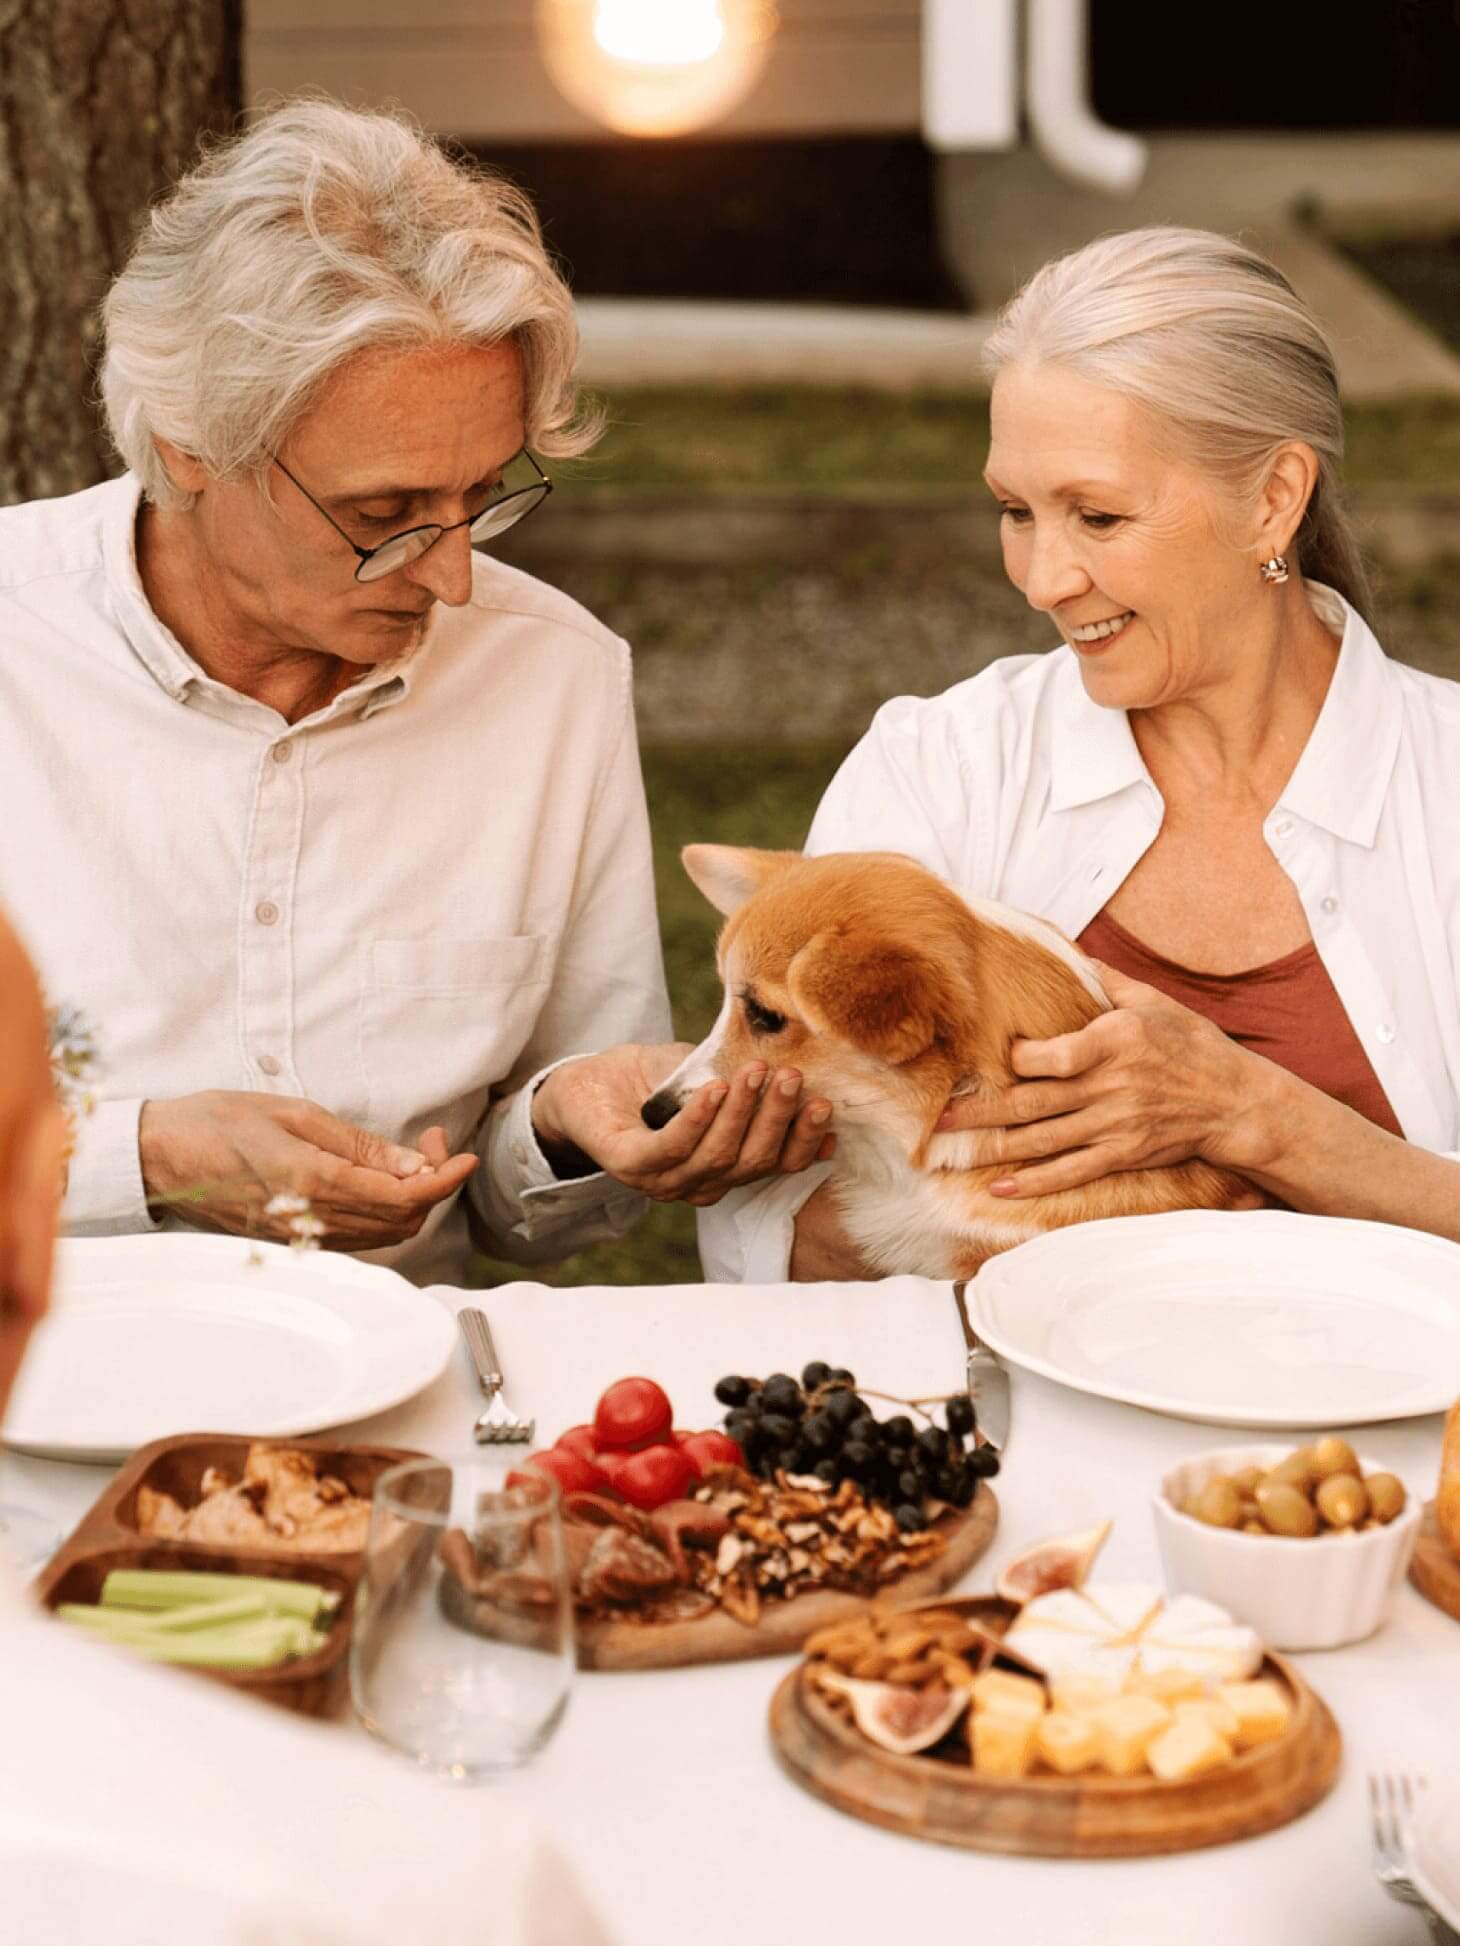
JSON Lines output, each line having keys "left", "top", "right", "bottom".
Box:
{"left": 994, "top": 1520, "right": 1113, "bottom": 1605}
{"left": 817, "top": 1671, "right": 969, "bottom": 1755}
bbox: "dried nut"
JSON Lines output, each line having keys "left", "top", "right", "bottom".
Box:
{"left": 851, "top": 1650, "right": 893, "bottom": 1680}
{"left": 1308, "top": 1436, "right": 1360, "bottom": 1482}
{"left": 1229, "top": 1465, "right": 1266, "bottom": 1496}
{"left": 1241, "top": 1520, "right": 1267, "bottom": 1535}
{"left": 1267, "top": 1447, "right": 1319, "bottom": 1493}
{"left": 1315, "top": 1472, "right": 1369, "bottom": 1528}
{"left": 1193, "top": 1478, "right": 1243, "bottom": 1529}
{"left": 783, "top": 1521, "right": 822, "bottom": 1545}
{"left": 1256, "top": 1481, "right": 1319, "bottom": 1538}
{"left": 885, "top": 1628, "right": 936, "bottom": 1660}
{"left": 1365, "top": 1473, "right": 1407, "bottom": 1524}
{"left": 886, "top": 1658, "right": 941, "bottom": 1687}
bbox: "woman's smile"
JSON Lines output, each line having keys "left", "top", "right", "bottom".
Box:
{"left": 1066, "top": 610, "right": 1136, "bottom": 652}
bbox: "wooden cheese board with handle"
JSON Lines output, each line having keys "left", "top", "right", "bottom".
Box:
{"left": 768, "top": 1595, "right": 1341, "bottom": 1857}
{"left": 452, "top": 1484, "right": 997, "bottom": 1672}
{"left": 33, "top": 1430, "right": 425, "bottom": 1718}
{"left": 1409, "top": 1500, "right": 1460, "bottom": 1622}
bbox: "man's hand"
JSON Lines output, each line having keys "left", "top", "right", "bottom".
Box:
{"left": 530, "top": 1044, "right": 835, "bottom": 1207}
{"left": 139, "top": 1091, "right": 478, "bottom": 1250}
{"left": 934, "top": 962, "right": 1268, "bottom": 1197}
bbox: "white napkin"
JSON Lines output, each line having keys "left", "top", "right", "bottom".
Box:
{"left": 414, "top": 1275, "right": 968, "bottom": 1443}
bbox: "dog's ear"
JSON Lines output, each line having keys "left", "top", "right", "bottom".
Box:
{"left": 681, "top": 845, "right": 799, "bottom": 917}
{"left": 786, "top": 931, "right": 947, "bottom": 1065}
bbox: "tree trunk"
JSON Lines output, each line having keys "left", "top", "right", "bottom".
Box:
{"left": 0, "top": 0, "right": 242, "bottom": 506}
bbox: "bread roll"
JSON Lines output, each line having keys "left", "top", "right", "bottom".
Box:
{"left": 1438, "top": 1400, "right": 1460, "bottom": 1558}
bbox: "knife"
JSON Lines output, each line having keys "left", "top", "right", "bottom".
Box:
{"left": 951, "top": 1278, "right": 1011, "bottom": 1454}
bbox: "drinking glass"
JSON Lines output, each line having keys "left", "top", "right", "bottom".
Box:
{"left": 351, "top": 1457, "right": 574, "bottom": 1779}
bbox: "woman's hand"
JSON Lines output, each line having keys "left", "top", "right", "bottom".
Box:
{"left": 936, "top": 962, "right": 1268, "bottom": 1196}
{"left": 531, "top": 1044, "right": 834, "bottom": 1206}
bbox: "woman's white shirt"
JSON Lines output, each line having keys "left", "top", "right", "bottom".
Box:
{"left": 698, "top": 584, "right": 1460, "bottom": 1283}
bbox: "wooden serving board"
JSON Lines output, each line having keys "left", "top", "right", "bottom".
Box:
{"left": 573, "top": 1485, "right": 997, "bottom": 1672}
{"left": 34, "top": 1430, "right": 424, "bottom": 1718}
{"left": 768, "top": 1596, "right": 1341, "bottom": 1857}
{"left": 1409, "top": 1500, "right": 1460, "bottom": 1622}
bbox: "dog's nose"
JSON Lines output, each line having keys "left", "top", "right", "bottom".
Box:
{"left": 641, "top": 1090, "right": 681, "bottom": 1131}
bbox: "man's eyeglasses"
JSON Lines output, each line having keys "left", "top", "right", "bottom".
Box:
{"left": 270, "top": 449, "right": 552, "bottom": 584}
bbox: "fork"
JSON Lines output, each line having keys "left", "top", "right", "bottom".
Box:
{"left": 458, "top": 1307, "right": 535, "bottom": 1445}
{"left": 1369, "top": 1774, "right": 1456, "bottom": 1943}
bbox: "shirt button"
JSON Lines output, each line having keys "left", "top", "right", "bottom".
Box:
{"left": 1377, "top": 1023, "right": 1396, "bottom": 1045}
{"left": 1089, "top": 863, "right": 1104, "bottom": 882}
{"left": 257, "top": 1055, "right": 281, "bottom": 1077}
{"left": 1320, "top": 895, "right": 1338, "bottom": 915}
{"left": 271, "top": 742, "right": 294, "bottom": 765}
{"left": 255, "top": 900, "right": 280, "bottom": 926}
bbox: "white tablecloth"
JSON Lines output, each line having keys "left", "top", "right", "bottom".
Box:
{"left": 6, "top": 1274, "right": 1454, "bottom": 1946}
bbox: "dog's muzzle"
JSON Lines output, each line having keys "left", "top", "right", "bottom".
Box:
{"left": 641, "top": 1090, "right": 683, "bottom": 1131}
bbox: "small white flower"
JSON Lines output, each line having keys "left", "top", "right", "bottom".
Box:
{"left": 264, "top": 1192, "right": 311, "bottom": 1218}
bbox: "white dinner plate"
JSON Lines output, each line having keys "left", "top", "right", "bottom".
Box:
{"left": 1412, "top": 1773, "right": 1460, "bottom": 1931}
{"left": 965, "top": 1210, "right": 1460, "bottom": 1429}
{"left": 2, "top": 1234, "right": 458, "bottom": 1462}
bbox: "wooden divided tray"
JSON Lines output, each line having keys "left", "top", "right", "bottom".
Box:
{"left": 34, "top": 1431, "right": 424, "bottom": 1718}
{"left": 1409, "top": 1500, "right": 1460, "bottom": 1623}
{"left": 768, "top": 1595, "right": 1341, "bottom": 1857}
{"left": 571, "top": 1485, "right": 998, "bottom": 1671}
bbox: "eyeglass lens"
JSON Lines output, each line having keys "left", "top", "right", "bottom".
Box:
{"left": 354, "top": 484, "right": 550, "bottom": 584}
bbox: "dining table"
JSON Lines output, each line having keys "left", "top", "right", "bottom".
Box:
{"left": 6, "top": 1270, "right": 1456, "bottom": 1946}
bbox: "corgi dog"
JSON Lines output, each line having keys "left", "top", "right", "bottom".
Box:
{"left": 643, "top": 845, "right": 1257, "bottom": 1280}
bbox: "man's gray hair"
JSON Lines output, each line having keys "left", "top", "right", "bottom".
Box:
{"left": 101, "top": 97, "right": 598, "bottom": 508}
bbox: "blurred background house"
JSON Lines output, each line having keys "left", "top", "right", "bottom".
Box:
{"left": 5, "top": 0, "right": 1460, "bottom": 1281}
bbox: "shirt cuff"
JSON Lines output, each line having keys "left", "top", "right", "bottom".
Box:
{"left": 695, "top": 1163, "right": 834, "bottom": 1284}
{"left": 478, "top": 1059, "right": 646, "bottom": 1248}
{"left": 62, "top": 1098, "right": 163, "bottom": 1236}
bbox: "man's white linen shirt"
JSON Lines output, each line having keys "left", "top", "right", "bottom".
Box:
{"left": 700, "top": 584, "right": 1460, "bottom": 1283}
{"left": 0, "top": 475, "right": 672, "bottom": 1285}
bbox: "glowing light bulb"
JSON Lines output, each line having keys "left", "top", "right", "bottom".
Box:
{"left": 593, "top": 1, "right": 724, "bottom": 67}
{"left": 536, "top": 0, "right": 777, "bottom": 139}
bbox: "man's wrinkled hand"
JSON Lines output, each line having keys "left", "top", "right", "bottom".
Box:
{"left": 530, "top": 1044, "right": 835, "bottom": 1207}
{"left": 139, "top": 1090, "right": 478, "bottom": 1250}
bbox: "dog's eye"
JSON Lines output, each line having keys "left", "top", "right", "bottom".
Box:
{"left": 743, "top": 996, "right": 787, "bottom": 1036}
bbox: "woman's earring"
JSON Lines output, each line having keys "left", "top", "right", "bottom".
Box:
{"left": 1260, "top": 555, "right": 1289, "bottom": 585}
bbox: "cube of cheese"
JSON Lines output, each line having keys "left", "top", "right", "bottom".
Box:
{"left": 1035, "top": 1711, "right": 1099, "bottom": 1776}
{"left": 1125, "top": 1665, "right": 1207, "bottom": 1706}
{"left": 971, "top": 1708, "right": 1041, "bottom": 1779}
{"left": 1091, "top": 1694, "right": 1171, "bottom": 1777}
{"left": 1147, "top": 1717, "right": 1233, "bottom": 1783}
{"left": 1215, "top": 1680, "right": 1292, "bottom": 1748}
{"left": 1173, "top": 1696, "right": 1241, "bottom": 1741}
{"left": 1049, "top": 1670, "right": 1124, "bottom": 1715}
{"left": 970, "top": 1669, "right": 1046, "bottom": 1719}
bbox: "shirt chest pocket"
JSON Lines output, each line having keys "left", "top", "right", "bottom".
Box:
{"left": 358, "top": 934, "right": 555, "bottom": 1147}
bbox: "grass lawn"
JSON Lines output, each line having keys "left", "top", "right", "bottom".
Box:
{"left": 471, "top": 740, "right": 850, "bottom": 1289}
{"left": 556, "top": 388, "right": 1460, "bottom": 496}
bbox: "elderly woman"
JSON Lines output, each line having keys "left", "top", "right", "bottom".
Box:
{"left": 701, "top": 226, "right": 1460, "bottom": 1284}
{"left": 0, "top": 99, "right": 828, "bottom": 1284}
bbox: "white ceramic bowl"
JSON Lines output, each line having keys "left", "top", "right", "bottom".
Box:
{"left": 1152, "top": 1442, "right": 1422, "bottom": 1652}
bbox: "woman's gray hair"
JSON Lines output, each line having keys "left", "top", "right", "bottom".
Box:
{"left": 101, "top": 96, "right": 599, "bottom": 509}
{"left": 982, "top": 226, "right": 1373, "bottom": 622}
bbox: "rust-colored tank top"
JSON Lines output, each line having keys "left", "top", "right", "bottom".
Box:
{"left": 1076, "top": 908, "right": 1403, "bottom": 1137}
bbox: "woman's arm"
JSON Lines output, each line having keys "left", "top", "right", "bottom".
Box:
{"left": 941, "top": 963, "right": 1460, "bottom": 1244}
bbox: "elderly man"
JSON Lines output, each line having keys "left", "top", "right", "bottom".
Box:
{"left": 0, "top": 98, "right": 829, "bottom": 1283}
{"left": 0, "top": 908, "right": 610, "bottom": 1945}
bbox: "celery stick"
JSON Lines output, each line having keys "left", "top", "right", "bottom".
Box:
{"left": 58, "top": 1609, "right": 326, "bottom": 1669}
{"left": 99, "top": 1569, "right": 338, "bottom": 1621}
{"left": 115, "top": 1594, "right": 270, "bottom": 1634}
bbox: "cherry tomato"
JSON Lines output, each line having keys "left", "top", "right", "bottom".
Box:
{"left": 593, "top": 1449, "right": 634, "bottom": 1492}
{"left": 508, "top": 1449, "right": 601, "bottom": 1497}
{"left": 614, "top": 1443, "right": 697, "bottom": 1511}
{"left": 678, "top": 1430, "right": 745, "bottom": 1478}
{"left": 556, "top": 1425, "right": 603, "bottom": 1464}
{"left": 593, "top": 1377, "right": 673, "bottom": 1451}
